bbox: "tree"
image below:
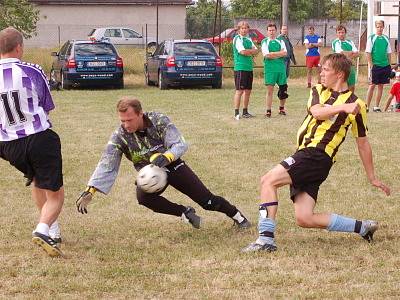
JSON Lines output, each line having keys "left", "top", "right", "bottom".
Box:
{"left": 186, "top": 0, "right": 232, "bottom": 39}
{"left": 328, "top": 0, "right": 366, "bottom": 22}
{"left": 0, "top": 0, "right": 39, "bottom": 38}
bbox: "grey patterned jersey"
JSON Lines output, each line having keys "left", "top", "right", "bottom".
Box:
{"left": 88, "top": 112, "right": 188, "bottom": 194}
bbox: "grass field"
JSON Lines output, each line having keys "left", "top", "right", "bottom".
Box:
{"left": 1, "top": 78, "right": 400, "bottom": 299}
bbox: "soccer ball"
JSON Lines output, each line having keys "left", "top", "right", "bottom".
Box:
{"left": 136, "top": 164, "right": 168, "bottom": 193}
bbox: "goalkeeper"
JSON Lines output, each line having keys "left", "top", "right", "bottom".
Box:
{"left": 76, "top": 97, "right": 250, "bottom": 229}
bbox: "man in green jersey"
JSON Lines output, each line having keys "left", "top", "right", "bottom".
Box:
{"left": 232, "top": 21, "right": 258, "bottom": 120}
{"left": 261, "top": 23, "right": 288, "bottom": 117}
{"left": 365, "top": 20, "right": 392, "bottom": 112}
{"left": 332, "top": 25, "right": 359, "bottom": 92}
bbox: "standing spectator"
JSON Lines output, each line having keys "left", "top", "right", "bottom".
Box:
{"left": 332, "top": 25, "right": 359, "bottom": 92}
{"left": 277, "top": 25, "right": 297, "bottom": 78}
{"left": 261, "top": 23, "right": 288, "bottom": 117}
{"left": 365, "top": 20, "right": 392, "bottom": 112}
{"left": 232, "top": 21, "right": 258, "bottom": 120}
{"left": 0, "top": 27, "right": 64, "bottom": 257}
{"left": 304, "top": 26, "right": 322, "bottom": 88}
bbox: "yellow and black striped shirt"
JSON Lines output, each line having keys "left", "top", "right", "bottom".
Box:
{"left": 297, "top": 84, "right": 368, "bottom": 161}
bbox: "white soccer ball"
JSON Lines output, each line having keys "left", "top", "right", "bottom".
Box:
{"left": 136, "top": 164, "right": 168, "bottom": 193}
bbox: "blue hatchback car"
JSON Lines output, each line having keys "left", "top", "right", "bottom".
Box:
{"left": 50, "top": 39, "right": 124, "bottom": 89}
{"left": 144, "top": 39, "right": 223, "bottom": 89}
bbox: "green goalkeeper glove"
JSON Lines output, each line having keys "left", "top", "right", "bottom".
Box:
{"left": 76, "top": 186, "right": 96, "bottom": 214}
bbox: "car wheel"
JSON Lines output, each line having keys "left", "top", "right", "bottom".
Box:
{"left": 61, "top": 72, "right": 71, "bottom": 90}
{"left": 115, "top": 78, "right": 124, "bottom": 89}
{"left": 158, "top": 71, "right": 167, "bottom": 90}
{"left": 212, "top": 79, "right": 222, "bottom": 89}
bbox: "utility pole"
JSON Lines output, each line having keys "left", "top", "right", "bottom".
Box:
{"left": 281, "top": 0, "right": 288, "bottom": 26}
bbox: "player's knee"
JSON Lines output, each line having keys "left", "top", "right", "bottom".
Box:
{"left": 260, "top": 171, "right": 277, "bottom": 188}
{"left": 278, "top": 84, "right": 288, "bottom": 100}
{"left": 295, "top": 213, "right": 313, "bottom": 228}
{"left": 202, "top": 195, "right": 223, "bottom": 211}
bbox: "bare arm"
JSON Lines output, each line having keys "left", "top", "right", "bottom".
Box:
{"left": 356, "top": 137, "right": 391, "bottom": 195}
{"left": 366, "top": 52, "right": 372, "bottom": 67}
{"left": 240, "top": 48, "right": 258, "bottom": 56}
{"left": 309, "top": 102, "right": 360, "bottom": 120}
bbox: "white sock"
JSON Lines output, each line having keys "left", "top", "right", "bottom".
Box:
{"left": 35, "top": 223, "right": 50, "bottom": 236}
{"left": 49, "top": 221, "right": 61, "bottom": 238}
{"left": 232, "top": 211, "right": 244, "bottom": 223}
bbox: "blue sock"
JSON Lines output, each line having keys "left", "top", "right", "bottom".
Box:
{"left": 257, "top": 207, "right": 276, "bottom": 245}
{"left": 327, "top": 214, "right": 358, "bottom": 233}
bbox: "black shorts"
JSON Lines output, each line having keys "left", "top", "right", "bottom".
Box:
{"left": 0, "top": 129, "right": 63, "bottom": 191}
{"left": 371, "top": 65, "right": 391, "bottom": 85}
{"left": 234, "top": 70, "right": 253, "bottom": 90}
{"left": 280, "top": 147, "right": 332, "bottom": 202}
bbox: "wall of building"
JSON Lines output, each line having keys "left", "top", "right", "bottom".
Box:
{"left": 26, "top": 4, "right": 186, "bottom": 47}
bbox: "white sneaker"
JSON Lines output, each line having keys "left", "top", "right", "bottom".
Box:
{"left": 234, "top": 114, "right": 240, "bottom": 121}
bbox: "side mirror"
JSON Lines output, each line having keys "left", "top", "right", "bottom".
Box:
{"left": 51, "top": 51, "right": 59, "bottom": 57}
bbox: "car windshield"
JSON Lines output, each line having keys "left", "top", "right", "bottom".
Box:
{"left": 74, "top": 43, "right": 116, "bottom": 56}
{"left": 174, "top": 43, "right": 216, "bottom": 56}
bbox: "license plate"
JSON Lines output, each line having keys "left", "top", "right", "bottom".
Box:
{"left": 87, "top": 61, "right": 106, "bottom": 67}
{"left": 186, "top": 61, "right": 205, "bottom": 67}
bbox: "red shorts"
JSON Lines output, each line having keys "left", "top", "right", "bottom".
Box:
{"left": 306, "top": 56, "right": 320, "bottom": 68}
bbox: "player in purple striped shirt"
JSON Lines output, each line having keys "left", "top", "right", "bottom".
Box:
{"left": 0, "top": 27, "right": 64, "bottom": 257}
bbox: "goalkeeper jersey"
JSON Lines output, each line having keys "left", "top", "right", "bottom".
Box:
{"left": 297, "top": 84, "right": 368, "bottom": 162}
{"left": 88, "top": 112, "right": 188, "bottom": 194}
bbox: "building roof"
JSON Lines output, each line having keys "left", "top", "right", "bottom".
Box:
{"left": 30, "top": 0, "right": 193, "bottom": 5}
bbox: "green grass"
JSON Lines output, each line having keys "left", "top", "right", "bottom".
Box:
{"left": 1, "top": 79, "right": 399, "bottom": 298}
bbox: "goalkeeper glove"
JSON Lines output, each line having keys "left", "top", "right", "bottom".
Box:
{"left": 150, "top": 152, "right": 174, "bottom": 168}
{"left": 76, "top": 186, "right": 96, "bottom": 214}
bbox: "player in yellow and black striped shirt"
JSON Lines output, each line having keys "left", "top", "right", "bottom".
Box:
{"left": 243, "top": 53, "right": 391, "bottom": 253}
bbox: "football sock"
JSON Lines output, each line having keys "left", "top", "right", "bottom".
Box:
{"left": 243, "top": 108, "right": 248, "bottom": 114}
{"left": 327, "top": 214, "right": 359, "bottom": 233}
{"left": 234, "top": 109, "right": 239, "bottom": 116}
{"left": 35, "top": 223, "right": 50, "bottom": 236}
{"left": 232, "top": 211, "right": 245, "bottom": 223}
{"left": 49, "top": 221, "right": 60, "bottom": 237}
{"left": 279, "top": 106, "right": 284, "bottom": 111}
{"left": 257, "top": 203, "right": 277, "bottom": 245}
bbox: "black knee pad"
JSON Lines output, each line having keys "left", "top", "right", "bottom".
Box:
{"left": 277, "top": 84, "right": 289, "bottom": 100}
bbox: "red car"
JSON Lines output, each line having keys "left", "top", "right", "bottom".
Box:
{"left": 206, "top": 28, "right": 265, "bottom": 44}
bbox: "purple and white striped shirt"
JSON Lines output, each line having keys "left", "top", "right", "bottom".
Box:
{"left": 0, "top": 58, "right": 55, "bottom": 141}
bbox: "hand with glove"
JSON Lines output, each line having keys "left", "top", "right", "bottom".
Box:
{"left": 76, "top": 186, "right": 96, "bottom": 214}
{"left": 149, "top": 152, "right": 174, "bottom": 168}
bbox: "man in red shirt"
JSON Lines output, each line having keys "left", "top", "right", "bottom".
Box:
{"left": 384, "top": 71, "right": 400, "bottom": 112}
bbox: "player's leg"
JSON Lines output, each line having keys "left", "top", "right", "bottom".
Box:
{"left": 366, "top": 84, "right": 375, "bottom": 110}
{"left": 306, "top": 56, "right": 313, "bottom": 88}
{"left": 374, "top": 84, "right": 384, "bottom": 111}
{"left": 242, "top": 164, "right": 292, "bottom": 252}
{"left": 136, "top": 180, "right": 201, "bottom": 228}
{"left": 242, "top": 71, "right": 254, "bottom": 118}
{"left": 265, "top": 85, "right": 274, "bottom": 117}
{"left": 277, "top": 72, "right": 288, "bottom": 115}
{"left": 316, "top": 57, "right": 322, "bottom": 84}
{"left": 168, "top": 161, "right": 250, "bottom": 228}
{"left": 233, "top": 71, "right": 244, "bottom": 119}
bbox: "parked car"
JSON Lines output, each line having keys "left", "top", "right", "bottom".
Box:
{"left": 49, "top": 39, "right": 124, "bottom": 89}
{"left": 88, "top": 27, "right": 157, "bottom": 47}
{"left": 144, "top": 39, "right": 223, "bottom": 90}
{"left": 206, "top": 28, "right": 265, "bottom": 44}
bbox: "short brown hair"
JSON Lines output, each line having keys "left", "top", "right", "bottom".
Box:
{"left": 0, "top": 27, "right": 23, "bottom": 54}
{"left": 116, "top": 97, "right": 142, "bottom": 113}
{"left": 267, "top": 23, "right": 277, "bottom": 30}
{"left": 336, "top": 25, "right": 347, "bottom": 33}
{"left": 321, "top": 53, "right": 352, "bottom": 81}
{"left": 236, "top": 21, "right": 250, "bottom": 30}
{"left": 375, "top": 20, "right": 385, "bottom": 27}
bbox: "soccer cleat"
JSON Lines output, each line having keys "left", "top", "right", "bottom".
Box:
{"left": 265, "top": 111, "right": 272, "bottom": 118}
{"left": 241, "top": 241, "right": 277, "bottom": 253}
{"left": 361, "top": 220, "right": 378, "bottom": 243}
{"left": 242, "top": 112, "right": 254, "bottom": 118}
{"left": 278, "top": 109, "right": 286, "bottom": 116}
{"left": 182, "top": 206, "right": 201, "bottom": 229}
{"left": 32, "top": 232, "right": 63, "bottom": 257}
{"left": 307, "top": 83, "right": 311, "bottom": 88}
{"left": 372, "top": 107, "right": 382, "bottom": 112}
{"left": 234, "top": 114, "right": 240, "bottom": 121}
{"left": 234, "top": 217, "right": 251, "bottom": 229}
